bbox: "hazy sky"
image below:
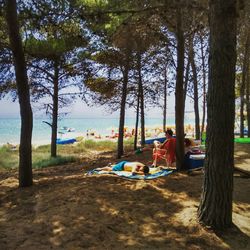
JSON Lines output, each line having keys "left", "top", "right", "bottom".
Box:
{"left": 0, "top": 95, "right": 179, "bottom": 119}
{"left": 0, "top": 93, "right": 197, "bottom": 120}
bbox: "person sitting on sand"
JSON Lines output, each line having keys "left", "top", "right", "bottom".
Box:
{"left": 184, "top": 138, "right": 192, "bottom": 154}
{"left": 152, "top": 129, "right": 176, "bottom": 167}
{"left": 96, "top": 161, "right": 150, "bottom": 175}
{"left": 135, "top": 128, "right": 174, "bottom": 155}
{"left": 182, "top": 138, "right": 204, "bottom": 169}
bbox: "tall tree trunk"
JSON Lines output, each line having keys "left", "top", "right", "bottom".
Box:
{"left": 117, "top": 62, "right": 129, "bottom": 158}
{"left": 240, "top": 65, "right": 246, "bottom": 138}
{"left": 246, "top": 45, "right": 250, "bottom": 137}
{"left": 163, "top": 67, "right": 168, "bottom": 131}
{"left": 190, "top": 36, "right": 201, "bottom": 140}
{"left": 240, "top": 86, "right": 245, "bottom": 138}
{"left": 200, "top": 34, "right": 207, "bottom": 134}
{"left": 5, "top": 0, "right": 33, "bottom": 187}
{"left": 198, "top": 0, "right": 236, "bottom": 229}
{"left": 183, "top": 56, "right": 190, "bottom": 104}
{"left": 175, "top": 7, "right": 185, "bottom": 170}
{"left": 134, "top": 92, "right": 140, "bottom": 150}
{"left": 241, "top": 31, "right": 250, "bottom": 137}
{"left": 247, "top": 68, "right": 250, "bottom": 137}
{"left": 137, "top": 53, "right": 145, "bottom": 146}
{"left": 51, "top": 61, "right": 59, "bottom": 157}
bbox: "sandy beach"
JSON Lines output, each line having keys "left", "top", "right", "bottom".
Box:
{"left": 0, "top": 143, "right": 249, "bottom": 250}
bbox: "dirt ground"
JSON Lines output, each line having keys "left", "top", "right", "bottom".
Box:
{"left": 0, "top": 144, "right": 249, "bottom": 250}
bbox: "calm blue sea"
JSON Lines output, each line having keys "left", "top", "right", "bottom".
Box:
{"left": 0, "top": 116, "right": 195, "bottom": 145}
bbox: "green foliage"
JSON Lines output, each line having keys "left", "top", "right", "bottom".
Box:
{"left": 85, "top": 77, "right": 117, "bottom": 98}
{"left": 0, "top": 16, "right": 9, "bottom": 48}
{"left": 92, "top": 49, "right": 129, "bottom": 70}
{"left": 25, "top": 35, "right": 86, "bottom": 60}
{"left": 76, "top": 0, "right": 133, "bottom": 36}
{"left": 78, "top": 0, "right": 108, "bottom": 8}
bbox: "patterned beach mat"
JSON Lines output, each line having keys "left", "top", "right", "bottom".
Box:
{"left": 86, "top": 167, "right": 174, "bottom": 180}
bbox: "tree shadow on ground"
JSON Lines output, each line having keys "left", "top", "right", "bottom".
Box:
{"left": 0, "top": 171, "right": 237, "bottom": 249}
{"left": 0, "top": 148, "right": 250, "bottom": 249}
{"left": 214, "top": 224, "right": 250, "bottom": 250}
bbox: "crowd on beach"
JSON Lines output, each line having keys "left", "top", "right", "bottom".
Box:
{"left": 96, "top": 128, "right": 203, "bottom": 175}
{"left": 83, "top": 124, "right": 196, "bottom": 141}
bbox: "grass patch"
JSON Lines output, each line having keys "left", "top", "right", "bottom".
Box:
{"left": 81, "top": 139, "right": 117, "bottom": 150}
{"left": 33, "top": 155, "right": 77, "bottom": 169}
{"left": 35, "top": 144, "right": 51, "bottom": 152}
{"left": 0, "top": 138, "right": 135, "bottom": 170}
{"left": 0, "top": 146, "right": 19, "bottom": 169}
{"left": 74, "top": 138, "right": 134, "bottom": 152}
{"left": 124, "top": 138, "right": 134, "bottom": 150}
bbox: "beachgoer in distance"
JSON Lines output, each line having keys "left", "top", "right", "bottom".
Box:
{"left": 184, "top": 138, "right": 192, "bottom": 154}
{"left": 96, "top": 161, "right": 150, "bottom": 175}
{"left": 152, "top": 129, "right": 176, "bottom": 167}
{"left": 184, "top": 138, "right": 203, "bottom": 153}
{"left": 6, "top": 142, "right": 17, "bottom": 150}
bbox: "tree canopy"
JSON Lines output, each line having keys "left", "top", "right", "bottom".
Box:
{"left": 0, "top": 0, "right": 249, "bottom": 230}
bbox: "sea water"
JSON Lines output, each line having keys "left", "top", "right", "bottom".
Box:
{"left": 0, "top": 116, "right": 195, "bottom": 145}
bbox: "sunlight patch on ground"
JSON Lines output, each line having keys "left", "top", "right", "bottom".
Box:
{"left": 96, "top": 198, "right": 120, "bottom": 216}
{"left": 118, "top": 234, "right": 139, "bottom": 246}
{"left": 235, "top": 150, "right": 249, "bottom": 157}
{"left": 49, "top": 220, "right": 67, "bottom": 247}
{"left": 52, "top": 220, "right": 65, "bottom": 235}
{"left": 171, "top": 202, "right": 197, "bottom": 227}
{"left": 0, "top": 176, "right": 18, "bottom": 189}
{"left": 140, "top": 220, "right": 167, "bottom": 238}
{"left": 233, "top": 213, "right": 250, "bottom": 236}
{"left": 129, "top": 180, "right": 148, "bottom": 190}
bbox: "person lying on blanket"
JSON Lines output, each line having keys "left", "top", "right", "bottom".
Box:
{"left": 96, "top": 161, "right": 150, "bottom": 175}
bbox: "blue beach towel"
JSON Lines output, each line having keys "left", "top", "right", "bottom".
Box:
{"left": 86, "top": 167, "right": 174, "bottom": 180}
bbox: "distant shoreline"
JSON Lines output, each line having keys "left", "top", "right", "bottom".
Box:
{"left": 0, "top": 116, "right": 199, "bottom": 146}
{"left": 0, "top": 123, "right": 198, "bottom": 147}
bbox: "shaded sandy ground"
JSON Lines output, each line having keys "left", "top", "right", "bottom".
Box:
{"left": 0, "top": 144, "right": 249, "bottom": 250}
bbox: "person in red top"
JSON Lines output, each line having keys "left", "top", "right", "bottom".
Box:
{"left": 152, "top": 129, "right": 176, "bottom": 167}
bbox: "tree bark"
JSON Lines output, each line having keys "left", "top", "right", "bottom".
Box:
{"left": 175, "top": 7, "right": 185, "bottom": 170}
{"left": 137, "top": 53, "right": 145, "bottom": 147}
{"left": 183, "top": 56, "right": 190, "bottom": 105}
{"left": 117, "top": 60, "right": 129, "bottom": 158}
{"left": 190, "top": 36, "right": 201, "bottom": 140}
{"left": 239, "top": 65, "right": 246, "bottom": 138}
{"left": 241, "top": 31, "right": 250, "bottom": 137}
{"left": 163, "top": 67, "right": 168, "bottom": 131}
{"left": 51, "top": 60, "right": 59, "bottom": 157}
{"left": 198, "top": 0, "right": 237, "bottom": 229}
{"left": 200, "top": 34, "right": 207, "bottom": 134}
{"left": 246, "top": 39, "right": 250, "bottom": 137}
{"left": 134, "top": 93, "right": 140, "bottom": 150}
{"left": 247, "top": 67, "right": 250, "bottom": 137}
{"left": 5, "top": 0, "right": 33, "bottom": 187}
